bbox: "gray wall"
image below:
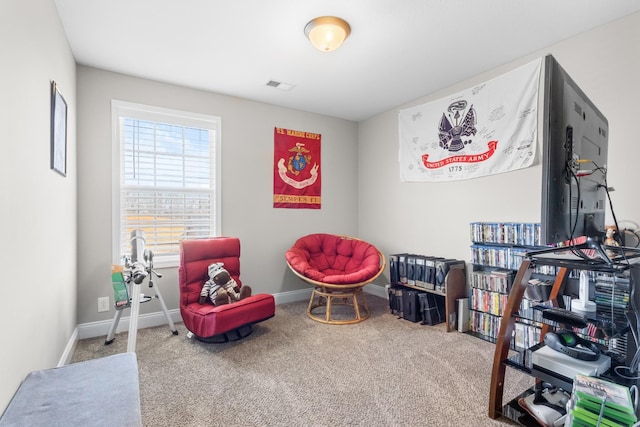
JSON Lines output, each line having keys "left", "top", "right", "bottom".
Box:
{"left": 358, "top": 12, "right": 640, "bottom": 266}
{"left": 2, "top": 0, "right": 640, "bottom": 416}
{"left": 0, "top": 0, "right": 77, "bottom": 413}
{"left": 76, "top": 67, "right": 359, "bottom": 325}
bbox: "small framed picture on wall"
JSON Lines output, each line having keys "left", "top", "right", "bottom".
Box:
{"left": 51, "top": 81, "right": 67, "bottom": 176}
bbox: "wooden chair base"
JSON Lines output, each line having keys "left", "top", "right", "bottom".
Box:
{"left": 307, "top": 285, "right": 369, "bottom": 325}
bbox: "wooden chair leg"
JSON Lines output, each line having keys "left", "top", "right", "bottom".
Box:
{"left": 307, "top": 289, "right": 316, "bottom": 316}
{"left": 358, "top": 289, "right": 368, "bottom": 318}
{"left": 352, "top": 293, "right": 361, "bottom": 321}
{"left": 306, "top": 286, "right": 371, "bottom": 324}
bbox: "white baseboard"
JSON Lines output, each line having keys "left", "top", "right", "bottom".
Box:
{"left": 74, "top": 289, "right": 313, "bottom": 342}
{"left": 365, "top": 283, "right": 387, "bottom": 299}
{"left": 273, "top": 288, "right": 312, "bottom": 305}
{"left": 66, "top": 285, "right": 388, "bottom": 362}
{"left": 77, "top": 309, "right": 183, "bottom": 340}
{"left": 58, "top": 327, "right": 78, "bottom": 366}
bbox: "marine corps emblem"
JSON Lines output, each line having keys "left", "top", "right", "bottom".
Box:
{"left": 276, "top": 141, "right": 319, "bottom": 189}
{"left": 287, "top": 143, "right": 311, "bottom": 175}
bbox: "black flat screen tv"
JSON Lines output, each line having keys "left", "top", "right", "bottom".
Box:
{"left": 540, "top": 54, "right": 609, "bottom": 246}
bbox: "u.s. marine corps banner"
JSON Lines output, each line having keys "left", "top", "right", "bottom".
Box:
{"left": 399, "top": 57, "right": 542, "bottom": 182}
{"left": 273, "top": 127, "right": 321, "bottom": 209}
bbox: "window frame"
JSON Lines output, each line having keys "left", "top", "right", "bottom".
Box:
{"left": 111, "top": 100, "right": 222, "bottom": 268}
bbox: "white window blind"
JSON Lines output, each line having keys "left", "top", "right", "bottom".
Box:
{"left": 112, "top": 101, "right": 221, "bottom": 267}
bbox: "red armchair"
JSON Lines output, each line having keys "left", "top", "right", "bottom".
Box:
{"left": 179, "top": 237, "right": 275, "bottom": 343}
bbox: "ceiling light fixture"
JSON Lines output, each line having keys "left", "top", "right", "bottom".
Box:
{"left": 304, "top": 16, "right": 351, "bottom": 53}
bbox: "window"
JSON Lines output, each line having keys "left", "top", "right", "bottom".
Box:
{"left": 112, "top": 101, "right": 221, "bottom": 267}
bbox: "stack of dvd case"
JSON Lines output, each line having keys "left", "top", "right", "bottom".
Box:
{"left": 595, "top": 274, "right": 631, "bottom": 359}
{"left": 469, "top": 222, "right": 542, "bottom": 247}
{"left": 566, "top": 374, "right": 637, "bottom": 426}
{"left": 595, "top": 274, "right": 630, "bottom": 327}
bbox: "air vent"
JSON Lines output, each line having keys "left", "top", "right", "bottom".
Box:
{"left": 571, "top": 195, "right": 579, "bottom": 210}
{"left": 266, "top": 80, "right": 294, "bottom": 91}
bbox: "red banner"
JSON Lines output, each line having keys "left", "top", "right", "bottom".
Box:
{"left": 273, "top": 127, "right": 321, "bottom": 209}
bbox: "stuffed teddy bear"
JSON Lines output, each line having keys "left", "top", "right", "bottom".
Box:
{"left": 199, "top": 262, "right": 252, "bottom": 305}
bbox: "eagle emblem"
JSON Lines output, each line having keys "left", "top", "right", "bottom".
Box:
{"left": 438, "top": 101, "right": 477, "bottom": 152}
{"left": 287, "top": 143, "right": 311, "bottom": 175}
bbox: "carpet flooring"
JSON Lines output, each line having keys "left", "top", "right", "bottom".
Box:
{"left": 72, "top": 295, "right": 532, "bottom": 426}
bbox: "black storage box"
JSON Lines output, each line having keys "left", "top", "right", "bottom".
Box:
{"left": 419, "top": 292, "right": 445, "bottom": 325}
{"left": 434, "top": 259, "right": 465, "bottom": 292}
{"left": 389, "top": 254, "right": 400, "bottom": 285}
{"left": 402, "top": 289, "right": 423, "bottom": 323}
{"left": 388, "top": 286, "right": 403, "bottom": 317}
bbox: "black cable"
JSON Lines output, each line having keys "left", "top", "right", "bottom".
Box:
{"left": 568, "top": 164, "right": 579, "bottom": 242}
{"left": 592, "top": 160, "right": 622, "bottom": 244}
{"left": 566, "top": 166, "right": 591, "bottom": 261}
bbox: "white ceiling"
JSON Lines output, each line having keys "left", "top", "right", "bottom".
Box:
{"left": 54, "top": 0, "right": 640, "bottom": 122}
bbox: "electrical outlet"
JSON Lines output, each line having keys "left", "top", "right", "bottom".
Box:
{"left": 98, "top": 297, "right": 110, "bottom": 312}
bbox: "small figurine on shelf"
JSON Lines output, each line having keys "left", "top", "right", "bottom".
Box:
{"left": 605, "top": 227, "right": 619, "bottom": 258}
{"left": 605, "top": 227, "right": 619, "bottom": 246}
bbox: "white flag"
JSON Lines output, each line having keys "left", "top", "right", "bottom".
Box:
{"left": 399, "top": 57, "right": 542, "bottom": 182}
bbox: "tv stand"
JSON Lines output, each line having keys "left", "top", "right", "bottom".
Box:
{"left": 488, "top": 246, "right": 640, "bottom": 421}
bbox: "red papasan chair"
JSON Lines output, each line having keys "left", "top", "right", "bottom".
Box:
{"left": 285, "top": 234, "right": 385, "bottom": 324}
{"left": 179, "top": 237, "right": 275, "bottom": 343}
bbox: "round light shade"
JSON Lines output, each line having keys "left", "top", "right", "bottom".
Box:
{"left": 304, "top": 16, "right": 351, "bottom": 52}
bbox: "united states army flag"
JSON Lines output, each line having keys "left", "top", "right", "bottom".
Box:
{"left": 399, "top": 57, "right": 542, "bottom": 182}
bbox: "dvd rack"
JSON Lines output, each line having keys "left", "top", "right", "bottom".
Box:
{"left": 469, "top": 222, "right": 555, "bottom": 346}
